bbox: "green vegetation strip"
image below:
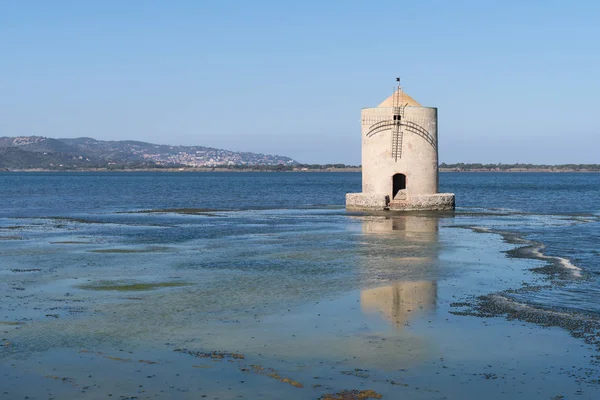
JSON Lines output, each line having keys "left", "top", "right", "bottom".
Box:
{"left": 78, "top": 280, "right": 191, "bottom": 291}
{"left": 89, "top": 247, "right": 171, "bottom": 253}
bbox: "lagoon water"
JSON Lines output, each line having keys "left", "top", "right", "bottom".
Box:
{"left": 1, "top": 172, "right": 599, "bottom": 399}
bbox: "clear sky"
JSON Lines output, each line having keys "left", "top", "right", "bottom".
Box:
{"left": 1, "top": 0, "right": 599, "bottom": 164}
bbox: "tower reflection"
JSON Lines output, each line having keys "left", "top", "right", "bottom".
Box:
{"left": 358, "top": 215, "right": 440, "bottom": 330}
{"left": 361, "top": 281, "right": 437, "bottom": 330}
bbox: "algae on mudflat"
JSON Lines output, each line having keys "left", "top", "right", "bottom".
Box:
{"left": 78, "top": 280, "right": 191, "bottom": 291}
{"left": 88, "top": 246, "right": 174, "bottom": 253}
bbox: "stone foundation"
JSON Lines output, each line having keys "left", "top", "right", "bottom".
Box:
{"left": 345, "top": 193, "right": 389, "bottom": 210}
{"left": 346, "top": 193, "right": 455, "bottom": 211}
{"left": 389, "top": 193, "right": 455, "bottom": 211}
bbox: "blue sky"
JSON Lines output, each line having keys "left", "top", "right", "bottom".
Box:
{"left": 1, "top": 0, "right": 598, "bottom": 164}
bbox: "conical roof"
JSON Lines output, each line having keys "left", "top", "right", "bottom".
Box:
{"left": 378, "top": 89, "right": 421, "bottom": 107}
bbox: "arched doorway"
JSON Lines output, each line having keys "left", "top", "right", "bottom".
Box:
{"left": 392, "top": 173, "right": 406, "bottom": 199}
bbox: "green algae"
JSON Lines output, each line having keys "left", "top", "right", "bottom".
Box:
{"left": 78, "top": 280, "right": 191, "bottom": 291}
{"left": 10, "top": 268, "right": 41, "bottom": 272}
{"left": 319, "top": 390, "right": 383, "bottom": 400}
{"left": 51, "top": 241, "right": 93, "bottom": 245}
{"left": 45, "top": 217, "right": 106, "bottom": 224}
{"left": 88, "top": 246, "right": 173, "bottom": 253}
{"left": 122, "top": 208, "right": 221, "bottom": 214}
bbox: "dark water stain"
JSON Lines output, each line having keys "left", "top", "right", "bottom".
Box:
{"left": 174, "top": 349, "right": 245, "bottom": 360}
{"left": 121, "top": 208, "right": 225, "bottom": 215}
{"left": 0, "top": 235, "right": 24, "bottom": 240}
{"left": 50, "top": 241, "right": 94, "bottom": 245}
{"left": 77, "top": 280, "right": 192, "bottom": 291}
{"left": 88, "top": 246, "right": 174, "bottom": 253}
{"left": 10, "top": 268, "right": 41, "bottom": 272}
{"left": 318, "top": 389, "right": 383, "bottom": 399}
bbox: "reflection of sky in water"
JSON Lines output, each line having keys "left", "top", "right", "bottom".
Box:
{"left": 1, "top": 213, "right": 445, "bottom": 356}
{"left": 0, "top": 212, "right": 540, "bottom": 361}
{"left": 2, "top": 172, "right": 600, "bottom": 399}
{"left": 3, "top": 205, "right": 600, "bottom": 398}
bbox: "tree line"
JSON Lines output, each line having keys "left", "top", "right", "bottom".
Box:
{"left": 439, "top": 163, "right": 600, "bottom": 171}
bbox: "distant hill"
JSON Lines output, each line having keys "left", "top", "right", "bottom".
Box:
{"left": 0, "top": 136, "right": 297, "bottom": 170}
{"left": 0, "top": 146, "right": 103, "bottom": 169}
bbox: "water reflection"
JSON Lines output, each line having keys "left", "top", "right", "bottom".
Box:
{"left": 359, "top": 215, "right": 440, "bottom": 330}
{"left": 359, "top": 214, "right": 439, "bottom": 242}
{"left": 361, "top": 281, "right": 437, "bottom": 329}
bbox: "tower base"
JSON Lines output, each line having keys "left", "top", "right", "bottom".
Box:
{"left": 346, "top": 193, "right": 455, "bottom": 212}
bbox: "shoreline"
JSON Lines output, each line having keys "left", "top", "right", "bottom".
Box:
{"left": 439, "top": 168, "right": 600, "bottom": 173}
{"left": 0, "top": 167, "right": 362, "bottom": 173}
{"left": 1, "top": 168, "right": 599, "bottom": 173}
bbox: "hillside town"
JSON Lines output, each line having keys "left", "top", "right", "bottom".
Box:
{"left": 139, "top": 148, "right": 294, "bottom": 167}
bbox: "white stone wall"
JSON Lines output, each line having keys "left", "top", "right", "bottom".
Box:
{"left": 346, "top": 95, "right": 454, "bottom": 212}
{"left": 361, "top": 106, "right": 439, "bottom": 199}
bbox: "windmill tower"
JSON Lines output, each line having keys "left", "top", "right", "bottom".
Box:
{"left": 346, "top": 78, "right": 455, "bottom": 211}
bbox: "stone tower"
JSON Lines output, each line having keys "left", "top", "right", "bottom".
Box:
{"left": 346, "top": 79, "right": 455, "bottom": 211}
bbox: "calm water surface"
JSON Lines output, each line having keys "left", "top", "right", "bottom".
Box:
{"left": 0, "top": 172, "right": 599, "bottom": 399}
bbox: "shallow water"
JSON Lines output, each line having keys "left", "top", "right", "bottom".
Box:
{"left": 1, "top": 172, "right": 599, "bottom": 399}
